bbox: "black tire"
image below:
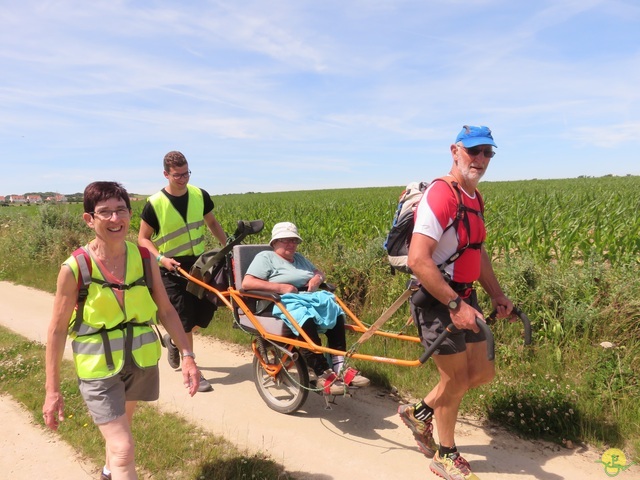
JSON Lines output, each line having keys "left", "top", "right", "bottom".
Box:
{"left": 252, "top": 339, "right": 309, "bottom": 414}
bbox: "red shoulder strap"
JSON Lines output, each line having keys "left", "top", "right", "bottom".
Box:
{"left": 434, "top": 176, "right": 483, "bottom": 212}
{"left": 433, "top": 175, "right": 460, "bottom": 195}
{"left": 137, "top": 245, "right": 154, "bottom": 292}
{"left": 71, "top": 247, "right": 92, "bottom": 290}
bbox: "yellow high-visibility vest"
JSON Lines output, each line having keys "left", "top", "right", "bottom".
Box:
{"left": 147, "top": 184, "right": 206, "bottom": 257}
{"left": 66, "top": 241, "right": 161, "bottom": 380}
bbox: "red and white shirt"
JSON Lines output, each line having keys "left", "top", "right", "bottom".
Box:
{"left": 412, "top": 178, "right": 486, "bottom": 283}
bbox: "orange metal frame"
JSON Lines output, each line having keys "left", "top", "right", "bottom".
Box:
{"left": 179, "top": 267, "right": 425, "bottom": 368}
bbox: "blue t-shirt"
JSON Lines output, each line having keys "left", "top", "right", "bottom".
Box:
{"left": 245, "top": 251, "right": 317, "bottom": 288}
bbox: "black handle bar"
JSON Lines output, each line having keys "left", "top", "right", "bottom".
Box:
{"left": 487, "top": 305, "right": 532, "bottom": 346}
{"left": 420, "top": 318, "right": 494, "bottom": 364}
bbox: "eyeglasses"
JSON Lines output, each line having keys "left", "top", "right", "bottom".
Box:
{"left": 463, "top": 146, "right": 495, "bottom": 158}
{"left": 168, "top": 170, "right": 191, "bottom": 180}
{"left": 277, "top": 238, "right": 301, "bottom": 245}
{"left": 90, "top": 208, "right": 131, "bottom": 220}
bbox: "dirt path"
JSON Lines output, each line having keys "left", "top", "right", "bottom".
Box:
{"left": 0, "top": 281, "right": 619, "bottom": 480}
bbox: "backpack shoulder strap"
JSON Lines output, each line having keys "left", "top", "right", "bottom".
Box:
{"left": 71, "top": 247, "right": 93, "bottom": 333}
{"left": 72, "top": 246, "right": 155, "bottom": 329}
{"left": 431, "top": 176, "right": 464, "bottom": 225}
{"left": 476, "top": 189, "right": 484, "bottom": 213}
{"left": 431, "top": 177, "right": 484, "bottom": 272}
{"left": 433, "top": 176, "right": 483, "bottom": 220}
{"left": 72, "top": 247, "right": 92, "bottom": 288}
{"left": 136, "top": 245, "right": 154, "bottom": 293}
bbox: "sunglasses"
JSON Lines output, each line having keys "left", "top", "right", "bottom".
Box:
{"left": 463, "top": 146, "right": 495, "bottom": 158}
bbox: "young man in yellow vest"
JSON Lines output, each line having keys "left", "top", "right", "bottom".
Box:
{"left": 138, "top": 151, "right": 227, "bottom": 392}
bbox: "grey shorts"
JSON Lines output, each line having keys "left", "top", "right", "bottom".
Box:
{"left": 78, "top": 361, "right": 160, "bottom": 425}
{"left": 410, "top": 288, "right": 486, "bottom": 356}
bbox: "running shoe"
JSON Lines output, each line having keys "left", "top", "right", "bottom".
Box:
{"left": 198, "top": 373, "right": 213, "bottom": 393}
{"left": 430, "top": 451, "right": 479, "bottom": 480}
{"left": 398, "top": 403, "right": 438, "bottom": 457}
{"left": 163, "top": 333, "right": 180, "bottom": 369}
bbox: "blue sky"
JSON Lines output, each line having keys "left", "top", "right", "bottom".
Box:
{"left": 1, "top": 0, "right": 639, "bottom": 196}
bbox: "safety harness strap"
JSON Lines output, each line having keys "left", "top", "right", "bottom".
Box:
{"left": 71, "top": 246, "right": 154, "bottom": 335}
{"left": 435, "top": 179, "right": 485, "bottom": 273}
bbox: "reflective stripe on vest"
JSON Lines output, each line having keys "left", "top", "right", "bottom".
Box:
{"left": 65, "top": 242, "right": 161, "bottom": 380}
{"left": 148, "top": 184, "right": 206, "bottom": 257}
{"left": 72, "top": 326, "right": 157, "bottom": 356}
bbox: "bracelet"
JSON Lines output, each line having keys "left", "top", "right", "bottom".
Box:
{"left": 156, "top": 254, "right": 164, "bottom": 264}
{"left": 182, "top": 352, "right": 196, "bottom": 360}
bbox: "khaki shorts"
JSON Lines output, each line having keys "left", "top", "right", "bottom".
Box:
{"left": 410, "top": 288, "right": 486, "bottom": 356}
{"left": 78, "top": 360, "right": 159, "bottom": 425}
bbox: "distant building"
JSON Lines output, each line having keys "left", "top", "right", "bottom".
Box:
{"left": 27, "top": 194, "right": 43, "bottom": 204}
{"left": 9, "top": 194, "right": 26, "bottom": 204}
{"left": 45, "top": 194, "right": 67, "bottom": 203}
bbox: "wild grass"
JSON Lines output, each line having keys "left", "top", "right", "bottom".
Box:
{"left": 0, "top": 175, "right": 638, "bottom": 463}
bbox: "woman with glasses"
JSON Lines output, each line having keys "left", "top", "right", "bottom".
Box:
{"left": 242, "top": 222, "right": 370, "bottom": 395}
{"left": 138, "top": 151, "right": 227, "bottom": 393}
{"left": 43, "top": 181, "right": 200, "bottom": 480}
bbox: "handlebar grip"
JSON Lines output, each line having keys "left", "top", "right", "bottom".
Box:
{"left": 514, "top": 306, "right": 532, "bottom": 346}
{"left": 488, "top": 306, "right": 532, "bottom": 346}
{"left": 476, "top": 318, "right": 495, "bottom": 361}
{"left": 419, "top": 318, "right": 494, "bottom": 364}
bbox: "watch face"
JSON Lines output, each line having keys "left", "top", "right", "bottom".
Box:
{"left": 448, "top": 298, "right": 460, "bottom": 310}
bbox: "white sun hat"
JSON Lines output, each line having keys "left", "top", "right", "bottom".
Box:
{"left": 270, "top": 222, "right": 303, "bottom": 246}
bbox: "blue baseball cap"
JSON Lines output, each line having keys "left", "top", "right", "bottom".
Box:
{"left": 455, "top": 125, "right": 497, "bottom": 148}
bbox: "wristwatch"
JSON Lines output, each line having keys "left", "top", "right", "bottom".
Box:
{"left": 447, "top": 296, "right": 462, "bottom": 311}
{"left": 182, "top": 352, "right": 196, "bottom": 360}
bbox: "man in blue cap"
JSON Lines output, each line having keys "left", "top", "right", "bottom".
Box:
{"left": 398, "top": 125, "right": 514, "bottom": 479}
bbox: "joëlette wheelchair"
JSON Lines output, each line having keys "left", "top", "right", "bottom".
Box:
{"left": 179, "top": 220, "right": 531, "bottom": 414}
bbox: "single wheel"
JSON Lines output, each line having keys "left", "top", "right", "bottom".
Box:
{"left": 252, "top": 338, "right": 309, "bottom": 414}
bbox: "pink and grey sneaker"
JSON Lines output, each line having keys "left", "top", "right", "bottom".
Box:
{"left": 430, "top": 451, "right": 480, "bottom": 480}
{"left": 397, "top": 403, "right": 437, "bottom": 457}
{"left": 341, "top": 367, "right": 370, "bottom": 387}
{"left": 315, "top": 369, "right": 346, "bottom": 395}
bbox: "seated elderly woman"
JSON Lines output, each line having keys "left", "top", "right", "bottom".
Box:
{"left": 242, "top": 221, "right": 370, "bottom": 394}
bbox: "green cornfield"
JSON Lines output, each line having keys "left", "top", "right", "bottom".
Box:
{"left": 210, "top": 175, "right": 639, "bottom": 267}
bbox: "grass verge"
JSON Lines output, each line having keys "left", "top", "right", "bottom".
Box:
{"left": 0, "top": 326, "right": 291, "bottom": 480}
